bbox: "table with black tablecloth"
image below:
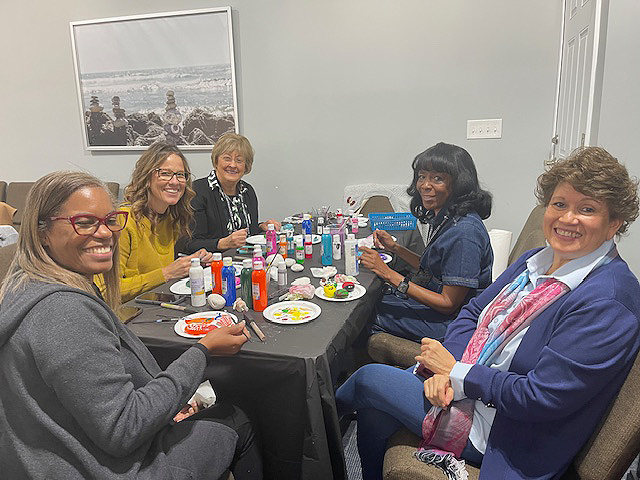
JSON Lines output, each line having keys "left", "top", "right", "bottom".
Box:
{"left": 126, "top": 228, "right": 422, "bottom": 480}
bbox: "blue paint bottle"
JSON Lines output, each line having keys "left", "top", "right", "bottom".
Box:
{"left": 302, "top": 214, "right": 312, "bottom": 235}
{"left": 221, "top": 256, "right": 237, "bottom": 306}
{"left": 321, "top": 226, "right": 332, "bottom": 266}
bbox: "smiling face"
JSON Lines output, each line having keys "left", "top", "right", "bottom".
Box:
{"left": 416, "top": 170, "right": 452, "bottom": 214}
{"left": 214, "top": 150, "right": 246, "bottom": 194}
{"left": 43, "top": 187, "right": 119, "bottom": 278}
{"left": 148, "top": 153, "right": 186, "bottom": 214}
{"left": 544, "top": 182, "right": 622, "bottom": 272}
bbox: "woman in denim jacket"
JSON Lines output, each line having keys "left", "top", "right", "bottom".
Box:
{"left": 360, "top": 142, "right": 493, "bottom": 342}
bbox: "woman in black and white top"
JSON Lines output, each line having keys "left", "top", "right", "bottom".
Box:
{"left": 184, "top": 133, "right": 280, "bottom": 253}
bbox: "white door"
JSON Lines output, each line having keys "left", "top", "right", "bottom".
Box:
{"left": 550, "top": 0, "right": 609, "bottom": 163}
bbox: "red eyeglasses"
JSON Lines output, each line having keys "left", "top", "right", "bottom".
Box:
{"left": 48, "top": 211, "right": 129, "bottom": 236}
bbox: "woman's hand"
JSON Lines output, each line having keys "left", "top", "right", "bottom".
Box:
{"left": 260, "top": 219, "right": 282, "bottom": 231}
{"left": 415, "top": 338, "right": 456, "bottom": 376}
{"left": 373, "top": 229, "right": 398, "bottom": 252}
{"left": 424, "top": 374, "right": 454, "bottom": 408}
{"left": 162, "top": 254, "right": 200, "bottom": 281}
{"left": 360, "top": 246, "right": 393, "bottom": 281}
{"left": 219, "top": 229, "right": 248, "bottom": 250}
{"left": 192, "top": 248, "right": 214, "bottom": 265}
{"left": 173, "top": 400, "right": 202, "bottom": 423}
{"left": 198, "top": 321, "right": 248, "bottom": 355}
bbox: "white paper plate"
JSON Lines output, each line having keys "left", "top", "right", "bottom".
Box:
{"left": 283, "top": 216, "right": 303, "bottom": 224}
{"left": 170, "top": 266, "right": 241, "bottom": 295}
{"left": 246, "top": 234, "right": 267, "bottom": 245}
{"left": 293, "top": 234, "right": 321, "bottom": 245}
{"left": 262, "top": 301, "right": 321, "bottom": 324}
{"left": 315, "top": 283, "right": 367, "bottom": 302}
{"left": 174, "top": 311, "right": 238, "bottom": 338}
{"left": 356, "top": 251, "right": 393, "bottom": 264}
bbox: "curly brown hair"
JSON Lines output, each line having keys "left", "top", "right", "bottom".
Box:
{"left": 123, "top": 141, "right": 195, "bottom": 236}
{"left": 535, "top": 147, "right": 639, "bottom": 235}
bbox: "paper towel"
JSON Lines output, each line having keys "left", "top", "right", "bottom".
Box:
{"left": 489, "top": 229, "right": 513, "bottom": 281}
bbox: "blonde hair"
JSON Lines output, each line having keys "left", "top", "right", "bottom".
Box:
{"left": 123, "top": 141, "right": 194, "bottom": 236}
{"left": 211, "top": 133, "right": 255, "bottom": 174}
{"left": 0, "top": 172, "right": 121, "bottom": 310}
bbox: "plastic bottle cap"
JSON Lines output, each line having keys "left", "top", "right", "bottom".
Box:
{"left": 280, "top": 234, "right": 286, "bottom": 241}
{"left": 303, "top": 214, "right": 311, "bottom": 220}
{"left": 254, "top": 261, "right": 264, "bottom": 269}
{"left": 333, "top": 234, "right": 340, "bottom": 241}
{"left": 190, "top": 258, "right": 200, "bottom": 266}
{"left": 305, "top": 234, "right": 312, "bottom": 241}
{"left": 318, "top": 217, "right": 324, "bottom": 224}
{"left": 223, "top": 257, "right": 233, "bottom": 266}
{"left": 243, "top": 259, "right": 252, "bottom": 268}
{"left": 253, "top": 245, "right": 262, "bottom": 254}
{"left": 323, "top": 226, "right": 331, "bottom": 234}
{"left": 348, "top": 210, "right": 355, "bottom": 216}
{"left": 267, "top": 223, "right": 275, "bottom": 230}
{"left": 278, "top": 261, "right": 286, "bottom": 270}
{"left": 213, "top": 252, "right": 222, "bottom": 261}
{"left": 347, "top": 233, "right": 355, "bottom": 240}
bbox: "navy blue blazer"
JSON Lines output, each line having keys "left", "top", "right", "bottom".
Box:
{"left": 443, "top": 248, "right": 640, "bottom": 479}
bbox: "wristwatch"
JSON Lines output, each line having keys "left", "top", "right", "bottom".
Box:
{"left": 396, "top": 276, "right": 411, "bottom": 294}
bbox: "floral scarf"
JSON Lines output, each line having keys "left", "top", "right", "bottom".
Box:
{"left": 207, "top": 170, "right": 252, "bottom": 235}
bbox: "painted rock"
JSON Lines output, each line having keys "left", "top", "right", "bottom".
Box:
{"left": 291, "top": 263, "right": 304, "bottom": 272}
{"left": 334, "top": 289, "right": 349, "bottom": 299}
{"left": 323, "top": 284, "right": 336, "bottom": 298}
{"left": 342, "top": 282, "right": 355, "bottom": 292}
{"left": 207, "top": 293, "right": 226, "bottom": 310}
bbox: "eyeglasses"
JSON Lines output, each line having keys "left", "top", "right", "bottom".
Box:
{"left": 48, "top": 211, "right": 129, "bottom": 236}
{"left": 218, "top": 156, "right": 246, "bottom": 166}
{"left": 154, "top": 168, "right": 191, "bottom": 182}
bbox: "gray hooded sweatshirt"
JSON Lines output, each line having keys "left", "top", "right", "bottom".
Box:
{"left": 0, "top": 281, "right": 235, "bottom": 479}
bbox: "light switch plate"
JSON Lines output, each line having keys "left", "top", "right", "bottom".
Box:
{"left": 467, "top": 119, "right": 502, "bottom": 139}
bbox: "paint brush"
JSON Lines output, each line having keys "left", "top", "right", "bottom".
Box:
{"left": 244, "top": 313, "right": 266, "bottom": 342}
{"left": 160, "top": 303, "right": 198, "bottom": 314}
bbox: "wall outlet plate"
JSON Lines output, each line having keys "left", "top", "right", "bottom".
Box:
{"left": 467, "top": 119, "right": 502, "bottom": 139}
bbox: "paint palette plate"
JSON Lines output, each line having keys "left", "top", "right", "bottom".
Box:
{"left": 262, "top": 301, "right": 321, "bottom": 324}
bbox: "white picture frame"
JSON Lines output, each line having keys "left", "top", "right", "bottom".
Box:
{"left": 70, "top": 7, "right": 238, "bottom": 151}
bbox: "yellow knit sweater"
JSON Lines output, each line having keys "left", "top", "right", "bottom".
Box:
{"left": 96, "top": 206, "right": 177, "bottom": 302}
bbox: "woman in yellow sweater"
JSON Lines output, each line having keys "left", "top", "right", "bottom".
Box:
{"left": 116, "top": 142, "right": 211, "bottom": 301}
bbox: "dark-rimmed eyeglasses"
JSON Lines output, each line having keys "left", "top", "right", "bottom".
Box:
{"left": 48, "top": 211, "right": 129, "bottom": 236}
{"left": 153, "top": 168, "right": 191, "bottom": 182}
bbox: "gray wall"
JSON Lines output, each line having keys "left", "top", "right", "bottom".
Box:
{"left": 3, "top": 1, "right": 637, "bottom": 271}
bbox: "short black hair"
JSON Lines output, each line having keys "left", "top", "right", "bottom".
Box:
{"left": 407, "top": 142, "right": 492, "bottom": 221}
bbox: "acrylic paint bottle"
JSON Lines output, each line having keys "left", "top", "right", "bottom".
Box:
{"left": 221, "top": 257, "right": 237, "bottom": 306}
{"left": 211, "top": 252, "right": 223, "bottom": 295}
{"left": 278, "top": 234, "right": 288, "bottom": 258}
{"left": 189, "top": 258, "right": 206, "bottom": 307}
{"left": 240, "top": 258, "right": 253, "bottom": 310}
{"left": 344, "top": 233, "right": 359, "bottom": 276}
{"left": 286, "top": 230, "right": 295, "bottom": 258}
{"left": 252, "top": 261, "right": 268, "bottom": 312}
{"left": 277, "top": 261, "right": 287, "bottom": 287}
{"left": 295, "top": 238, "right": 305, "bottom": 264}
{"left": 332, "top": 234, "right": 342, "bottom": 261}
{"left": 253, "top": 245, "right": 265, "bottom": 270}
{"left": 304, "top": 234, "right": 313, "bottom": 259}
{"left": 321, "top": 226, "right": 332, "bottom": 266}
{"left": 265, "top": 223, "right": 277, "bottom": 256}
{"left": 302, "top": 214, "right": 312, "bottom": 235}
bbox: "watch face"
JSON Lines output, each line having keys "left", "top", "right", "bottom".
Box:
{"left": 397, "top": 279, "right": 409, "bottom": 294}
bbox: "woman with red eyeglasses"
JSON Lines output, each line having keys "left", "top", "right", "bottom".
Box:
{"left": 0, "top": 171, "right": 262, "bottom": 479}
{"left": 101, "top": 141, "right": 213, "bottom": 302}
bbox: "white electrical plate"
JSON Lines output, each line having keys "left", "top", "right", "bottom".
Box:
{"left": 467, "top": 119, "right": 502, "bottom": 139}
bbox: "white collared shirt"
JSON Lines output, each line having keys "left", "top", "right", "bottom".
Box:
{"left": 449, "top": 239, "right": 615, "bottom": 454}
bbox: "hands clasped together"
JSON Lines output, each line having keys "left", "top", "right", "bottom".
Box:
{"left": 415, "top": 338, "right": 457, "bottom": 409}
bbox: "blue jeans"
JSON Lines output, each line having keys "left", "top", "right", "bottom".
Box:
{"left": 336, "top": 364, "right": 482, "bottom": 480}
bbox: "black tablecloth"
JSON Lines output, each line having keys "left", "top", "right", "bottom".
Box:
{"left": 127, "top": 228, "right": 421, "bottom": 480}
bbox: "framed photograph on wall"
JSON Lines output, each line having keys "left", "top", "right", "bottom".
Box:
{"left": 70, "top": 7, "right": 238, "bottom": 151}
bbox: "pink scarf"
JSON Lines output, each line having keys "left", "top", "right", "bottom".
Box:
{"left": 415, "top": 269, "right": 569, "bottom": 478}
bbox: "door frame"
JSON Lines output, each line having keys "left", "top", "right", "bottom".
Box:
{"left": 550, "top": 0, "right": 610, "bottom": 163}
